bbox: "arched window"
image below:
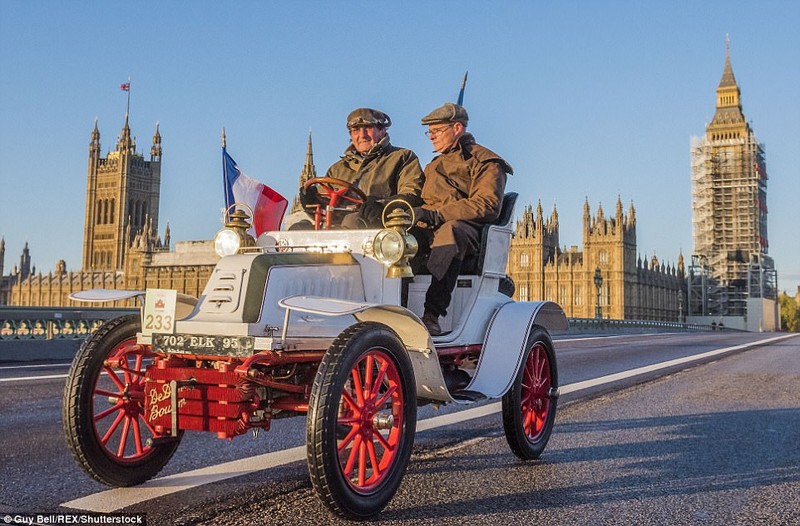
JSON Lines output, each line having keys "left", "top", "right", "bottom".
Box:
{"left": 103, "top": 199, "right": 109, "bottom": 224}
{"left": 110, "top": 199, "right": 115, "bottom": 223}
{"left": 96, "top": 200, "right": 102, "bottom": 224}
{"left": 520, "top": 252, "right": 530, "bottom": 267}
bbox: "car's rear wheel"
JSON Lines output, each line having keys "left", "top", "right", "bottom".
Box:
{"left": 63, "top": 314, "right": 181, "bottom": 486}
{"left": 501, "top": 326, "right": 558, "bottom": 460}
{"left": 307, "top": 322, "right": 416, "bottom": 519}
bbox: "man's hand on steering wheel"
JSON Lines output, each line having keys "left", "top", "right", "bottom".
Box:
{"left": 301, "top": 177, "right": 368, "bottom": 229}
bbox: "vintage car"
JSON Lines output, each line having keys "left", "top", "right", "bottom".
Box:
{"left": 63, "top": 180, "right": 567, "bottom": 519}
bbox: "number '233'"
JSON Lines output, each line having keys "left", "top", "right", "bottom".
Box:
{"left": 144, "top": 314, "right": 173, "bottom": 332}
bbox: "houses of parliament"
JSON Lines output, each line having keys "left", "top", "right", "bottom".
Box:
{"left": 0, "top": 110, "right": 684, "bottom": 321}
{"left": 11, "top": 46, "right": 776, "bottom": 324}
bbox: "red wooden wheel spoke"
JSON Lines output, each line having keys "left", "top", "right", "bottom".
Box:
{"left": 341, "top": 391, "right": 360, "bottom": 414}
{"left": 118, "top": 417, "right": 132, "bottom": 457}
{"left": 100, "top": 411, "right": 125, "bottom": 445}
{"left": 343, "top": 434, "right": 363, "bottom": 476}
{"left": 373, "top": 428, "right": 394, "bottom": 453}
{"left": 94, "top": 388, "right": 121, "bottom": 399}
{"left": 369, "top": 361, "right": 389, "bottom": 399}
{"left": 132, "top": 417, "right": 145, "bottom": 456}
{"left": 366, "top": 440, "right": 381, "bottom": 481}
{"left": 338, "top": 426, "right": 360, "bottom": 452}
{"left": 364, "top": 355, "right": 374, "bottom": 388}
{"left": 358, "top": 440, "right": 367, "bottom": 487}
{"left": 94, "top": 401, "right": 124, "bottom": 422}
{"left": 374, "top": 384, "right": 397, "bottom": 409}
{"left": 141, "top": 414, "right": 159, "bottom": 436}
{"left": 351, "top": 367, "right": 365, "bottom": 407}
{"left": 103, "top": 366, "right": 126, "bottom": 392}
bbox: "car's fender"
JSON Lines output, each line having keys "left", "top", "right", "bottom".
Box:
{"left": 465, "top": 301, "right": 567, "bottom": 399}
{"left": 279, "top": 295, "right": 453, "bottom": 402}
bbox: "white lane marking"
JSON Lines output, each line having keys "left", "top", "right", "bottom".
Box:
{"left": 0, "top": 362, "right": 71, "bottom": 370}
{"left": 0, "top": 374, "right": 68, "bottom": 382}
{"left": 559, "top": 333, "right": 796, "bottom": 394}
{"left": 60, "top": 332, "right": 798, "bottom": 512}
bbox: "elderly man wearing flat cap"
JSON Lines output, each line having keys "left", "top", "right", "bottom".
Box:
{"left": 298, "top": 108, "right": 424, "bottom": 229}
{"left": 412, "top": 102, "right": 513, "bottom": 335}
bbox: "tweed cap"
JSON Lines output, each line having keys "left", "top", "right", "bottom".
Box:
{"left": 346, "top": 108, "right": 391, "bottom": 129}
{"left": 420, "top": 103, "right": 469, "bottom": 125}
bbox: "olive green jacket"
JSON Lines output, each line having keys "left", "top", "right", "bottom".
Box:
{"left": 325, "top": 135, "right": 424, "bottom": 200}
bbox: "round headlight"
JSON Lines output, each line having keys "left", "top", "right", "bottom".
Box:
{"left": 214, "top": 228, "right": 241, "bottom": 257}
{"left": 373, "top": 229, "right": 406, "bottom": 265}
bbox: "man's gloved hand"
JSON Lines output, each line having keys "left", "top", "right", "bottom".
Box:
{"left": 412, "top": 207, "right": 443, "bottom": 229}
{"left": 359, "top": 197, "right": 383, "bottom": 226}
{"left": 299, "top": 186, "right": 320, "bottom": 208}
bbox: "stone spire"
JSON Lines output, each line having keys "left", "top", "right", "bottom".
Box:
{"left": 291, "top": 130, "right": 318, "bottom": 212}
{"left": 718, "top": 34, "right": 737, "bottom": 88}
{"left": 150, "top": 122, "right": 162, "bottom": 160}
{"left": 164, "top": 222, "right": 171, "bottom": 249}
{"left": 89, "top": 118, "right": 101, "bottom": 157}
{"left": 116, "top": 113, "right": 135, "bottom": 153}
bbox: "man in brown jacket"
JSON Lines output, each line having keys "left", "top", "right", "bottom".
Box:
{"left": 299, "top": 108, "right": 424, "bottom": 228}
{"left": 413, "top": 103, "right": 513, "bottom": 335}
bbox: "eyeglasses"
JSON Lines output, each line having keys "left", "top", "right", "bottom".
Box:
{"left": 425, "top": 124, "right": 454, "bottom": 138}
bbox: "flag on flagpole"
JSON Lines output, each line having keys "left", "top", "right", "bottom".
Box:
{"left": 223, "top": 147, "right": 288, "bottom": 236}
{"left": 120, "top": 82, "right": 130, "bottom": 91}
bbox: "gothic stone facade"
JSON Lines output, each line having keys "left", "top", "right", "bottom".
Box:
{"left": 1, "top": 117, "right": 217, "bottom": 308}
{"left": 508, "top": 198, "right": 685, "bottom": 321}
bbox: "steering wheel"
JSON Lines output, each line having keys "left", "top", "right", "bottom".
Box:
{"left": 302, "top": 177, "right": 368, "bottom": 230}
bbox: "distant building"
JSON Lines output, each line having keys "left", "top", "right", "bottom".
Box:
{"left": 0, "top": 116, "right": 218, "bottom": 307}
{"left": 507, "top": 198, "right": 685, "bottom": 321}
{"left": 290, "top": 131, "right": 317, "bottom": 213}
{"left": 689, "top": 39, "right": 778, "bottom": 330}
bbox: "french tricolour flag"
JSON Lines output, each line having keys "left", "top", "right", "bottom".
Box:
{"left": 223, "top": 147, "right": 288, "bottom": 236}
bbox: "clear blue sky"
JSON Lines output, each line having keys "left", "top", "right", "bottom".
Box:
{"left": 1, "top": 2, "right": 798, "bottom": 293}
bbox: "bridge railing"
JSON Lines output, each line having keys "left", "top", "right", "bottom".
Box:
{"left": 1, "top": 306, "right": 732, "bottom": 342}
{"left": 0, "top": 307, "right": 137, "bottom": 340}
{"left": 566, "top": 317, "right": 735, "bottom": 333}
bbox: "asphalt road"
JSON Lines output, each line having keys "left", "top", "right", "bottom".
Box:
{"left": 1, "top": 331, "right": 797, "bottom": 525}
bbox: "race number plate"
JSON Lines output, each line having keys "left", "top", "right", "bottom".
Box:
{"left": 142, "top": 289, "right": 177, "bottom": 336}
{"left": 152, "top": 333, "right": 255, "bottom": 357}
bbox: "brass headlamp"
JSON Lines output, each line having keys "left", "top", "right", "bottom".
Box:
{"left": 214, "top": 205, "right": 256, "bottom": 257}
{"left": 373, "top": 200, "right": 418, "bottom": 278}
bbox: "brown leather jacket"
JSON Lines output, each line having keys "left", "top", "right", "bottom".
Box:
{"left": 325, "top": 135, "right": 424, "bottom": 200}
{"left": 420, "top": 133, "right": 513, "bottom": 222}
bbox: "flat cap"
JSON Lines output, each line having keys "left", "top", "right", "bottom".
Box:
{"left": 347, "top": 108, "right": 391, "bottom": 129}
{"left": 421, "top": 102, "right": 469, "bottom": 126}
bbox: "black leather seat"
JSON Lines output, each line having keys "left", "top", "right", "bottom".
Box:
{"left": 461, "top": 192, "right": 518, "bottom": 275}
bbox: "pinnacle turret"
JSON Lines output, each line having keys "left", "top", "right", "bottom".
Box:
{"left": 151, "top": 122, "right": 162, "bottom": 160}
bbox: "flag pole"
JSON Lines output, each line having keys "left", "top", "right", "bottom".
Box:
{"left": 126, "top": 76, "right": 131, "bottom": 116}
{"left": 457, "top": 71, "right": 468, "bottom": 106}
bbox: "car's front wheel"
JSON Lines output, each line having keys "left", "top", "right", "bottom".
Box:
{"left": 62, "top": 315, "right": 181, "bottom": 486}
{"left": 306, "top": 322, "right": 416, "bottom": 519}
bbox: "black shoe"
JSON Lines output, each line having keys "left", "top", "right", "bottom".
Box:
{"left": 422, "top": 312, "right": 442, "bottom": 336}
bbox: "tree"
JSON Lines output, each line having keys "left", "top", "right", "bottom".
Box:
{"left": 778, "top": 292, "right": 799, "bottom": 332}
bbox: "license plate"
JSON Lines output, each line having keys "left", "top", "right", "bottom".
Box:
{"left": 152, "top": 333, "right": 255, "bottom": 357}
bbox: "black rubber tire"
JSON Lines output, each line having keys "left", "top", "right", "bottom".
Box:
{"left": 307, "top": 322, "right": 416, "bottom": 519}
{"left": 62, "top": 314, "right": 181, "bottom": 486}
{"left": 501, "top": 326, "right": 558, "bottom": 460}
